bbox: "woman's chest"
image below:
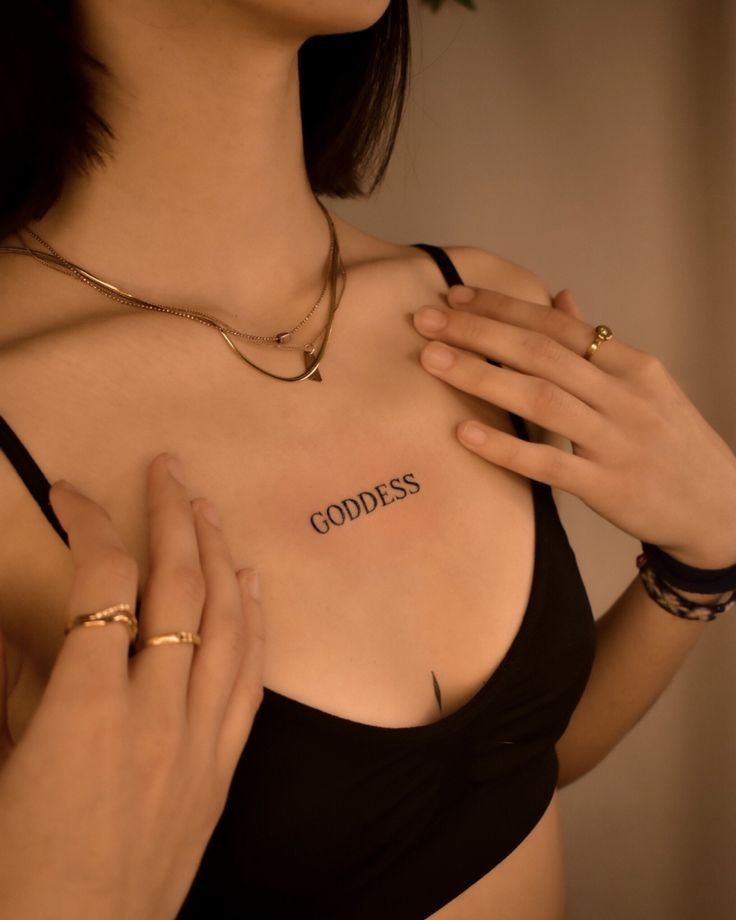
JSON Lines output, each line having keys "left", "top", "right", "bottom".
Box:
{"left": 3, "top": 265, "right": 537, "bottom": 734}
{"left": 201, "top": 393, "right": 536, "bottom": 729}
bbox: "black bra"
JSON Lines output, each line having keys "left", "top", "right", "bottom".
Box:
{"left": 0, "top": 243, "right": 597, "bottom": 919}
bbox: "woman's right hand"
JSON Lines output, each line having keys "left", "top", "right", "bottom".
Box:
{"left": 0, "top": 451, "right": 265, "bottom": 920}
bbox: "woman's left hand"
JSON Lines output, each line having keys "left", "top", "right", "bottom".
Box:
{"left": 412, "top": 285, "right": 736, "bottom": 569}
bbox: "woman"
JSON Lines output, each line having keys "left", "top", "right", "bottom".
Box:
{"left": 1, "top": 1, "right": 735, "bottom": 918}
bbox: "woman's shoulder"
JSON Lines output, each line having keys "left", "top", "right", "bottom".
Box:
{"left": 426, "top": 243, "right": 553, "bottom": 307}
{"left": 337, "top": 215, "right": 557, "bottom": 453}
{"left": 0, "top": 235, "right": 108, "bottom": 355}
{"left": 331, "top": 214, "right": 553, "bottom": 306}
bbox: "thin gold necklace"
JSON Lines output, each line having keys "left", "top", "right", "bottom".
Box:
{"left": 2, "top": 196, "right": 346, "bottom": 383}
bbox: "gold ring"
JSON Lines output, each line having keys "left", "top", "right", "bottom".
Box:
{"left": 584, "top": 324, "right": 614, "bottom": 361}
{"left": 134, "top": 631, "right": 202, "bottom": 653}
{"left": 64, "top": 603, "right": 138, "bottom": 645}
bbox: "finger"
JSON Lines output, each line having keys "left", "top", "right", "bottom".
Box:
{"left": 443, "top": 285, "right": 641, "bottom": 377}
{"left": 456, "top": 419, "right": 596, "bottom": 494}
{"left": 414, "top": 304, "right": 615, "bottom": 411}
{"left": 419, "top": 343, "right": 606, "bottom": 447}
{"left": 131, "top": 453, "right": 205, "bottom": 707}
{"left": 215, "top": 568, "right": 265, "bottom": 777}
{"left": 46, "top": 481, "right": 137, "bottom": 693}
{"left": 553, "top": 289, "right": 586, "bottom": 321}
{"left": 186, "top": 498, "right": 250, "bottom": 740}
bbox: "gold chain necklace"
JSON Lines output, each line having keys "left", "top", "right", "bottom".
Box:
{"left": 1, "top": 195, "right": 346, "bottom": 383}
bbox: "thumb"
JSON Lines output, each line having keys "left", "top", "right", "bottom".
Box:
{"left": 552, "top": 289, "right": 586, "bottom": 321}
{"left": 0, "top": 627, "right": 16, "bottom": 765}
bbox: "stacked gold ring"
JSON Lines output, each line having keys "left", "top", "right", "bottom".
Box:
{"left": 64, "top": 603, "right": 202, "bottom": 653}
{"left": 64, "top": 603, "right": 138, "bottom": 643}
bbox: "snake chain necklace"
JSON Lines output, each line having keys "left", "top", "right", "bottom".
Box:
{"left": 0, "top": 194, "right": 345, "bottom": 383}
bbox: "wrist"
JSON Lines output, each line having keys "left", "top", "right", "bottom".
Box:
{"left": 664, "top": 503, "right": 736, "bottom": 570}
{"left": 656, "top": 534, "right": 736, "bottom": 572}
{"left": 636, "top": 553, "right": 736, "bottom": 621}
{"left": 658, "top": 544, "right": 735, "bottom": 601}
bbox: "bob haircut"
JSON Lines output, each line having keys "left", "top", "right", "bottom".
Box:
{"left": 0, "top": 0, "right": 411, "bottom": 238}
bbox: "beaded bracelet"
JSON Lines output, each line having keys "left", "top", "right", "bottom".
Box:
{"left": 636, "top": 552, "right": 736, "bottom": 622}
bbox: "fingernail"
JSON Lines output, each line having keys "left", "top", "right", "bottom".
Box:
{"left": 414, "top": 306, "right": 448, "bottom": 331}
{"left": 448, "top": 285, "right": 476, "bottom": 304}
{"left": 422, "top": 342, "right": 455, "bottom": 370}
{"left": 166, "top": 453, "right": 186, "bottom": 485}
{"left": 460, "top": 422, "right": 487, "bottom": 445}
{"left": 52, "top": 479, "right": 77, "bottom": 492}
{"left": 198, "top": 499, "right": 221, "bottom": 528}
{"left": 246, "top": 570, "right": 260, "bottom": 601}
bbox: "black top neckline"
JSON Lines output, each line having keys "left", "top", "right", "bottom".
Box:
{"left": 0, "top": 241, "right": 546, "bottom": 741}
{"left": 261, "top": 472, "right": 548, "bottom": 741}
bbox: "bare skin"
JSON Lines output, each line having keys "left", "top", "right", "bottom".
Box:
{"left": 0, "top": 456, "right": 265, "bottom": 920}
{"left": 0, "top": 227, "right": 566, "bottom": 918}
{"left": 0, "top": 1, "right": 567, "bottom": 915}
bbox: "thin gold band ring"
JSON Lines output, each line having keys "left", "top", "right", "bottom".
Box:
{"left": 134, "top": 631, "right": 202, "bottom": 653}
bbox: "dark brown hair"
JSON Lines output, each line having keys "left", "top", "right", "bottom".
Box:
{"left": 0, "top": 1, "right": 411, "bottom": 237}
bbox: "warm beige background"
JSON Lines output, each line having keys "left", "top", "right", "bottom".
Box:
{"left": 329, "top": 1, "right": 736, "bottom": 917}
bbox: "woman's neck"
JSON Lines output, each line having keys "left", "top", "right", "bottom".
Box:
{"left": 25, "top": 2, "right": 333, "bottom": 328}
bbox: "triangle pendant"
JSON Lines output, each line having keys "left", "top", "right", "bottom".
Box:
{"left": 303, "top": 345, "right": 322, "bottom": 382}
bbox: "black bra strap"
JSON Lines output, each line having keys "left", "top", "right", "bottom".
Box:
{"left": 0, "top": 414, "right": 69, "bottom": 546}
{"left": 411, "top": 242, "right": 464, "bottom": 288}
{"left": 411, "top": 244, "right": 530, "bottom": 442}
